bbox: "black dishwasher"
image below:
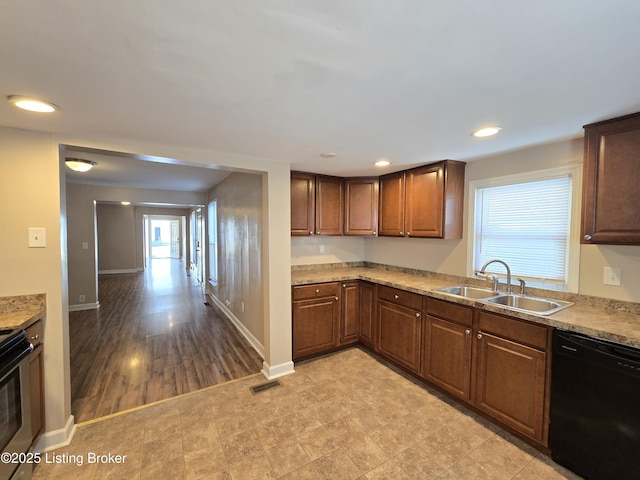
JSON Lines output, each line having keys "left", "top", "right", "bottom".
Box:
{"left": 550, "top": 329, "right": 640, "bottom": 480}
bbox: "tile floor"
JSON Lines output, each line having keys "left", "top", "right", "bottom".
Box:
{"left": 32, "top": 348, "right": 582, "bottom": 480}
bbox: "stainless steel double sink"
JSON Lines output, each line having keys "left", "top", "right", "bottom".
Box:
{"left": 435, "top": 285, "right": 573, "bottom": 315}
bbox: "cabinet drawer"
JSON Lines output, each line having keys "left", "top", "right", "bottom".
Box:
{"left": 26, "top": 319, "right": 44, "bottom": 347}
{"left": 293, "top": 282, "right": 340, "bottom": 300}
{"left": 477, "top": 311, "right": 548, "bottom": 350}
{"left": 425, "top": 297, "right": 472, "bottom": 327}
{"left": 378, "top": 285, "right": 423, "bottom": 310}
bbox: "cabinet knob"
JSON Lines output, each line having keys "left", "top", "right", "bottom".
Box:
{"left": 465, "top": 329, "right": 471, "bottom": 335}
{"left": 335, "top": 297, "right": 339, "bottom": 301}
{"left": 315, "top": 289, "right": 320, "bottom": 294}
{"left": 584, "top": 234, "right": 592, "bottom": 241}
{"left": 400, "top": 231, "right": 403, "bottom": 235}
{"left": 477, "top": 333, "right": 483, "bottom": 340}
{"left": 342, "top": 284, "right": 346, "bottom": 288}
{"left": 373, "top": 231, "right": 377, "bottom": 235}
{"left": 310, "top": 231, "right": 314, "bottom": 235}
{"left": 30, "top": 334, "right": 40, "bottom": 340}
{"left": 316, "top": 231, "right": 319, "bottom": 235}
{"left": 416, "top": 313, "right": 421, "bottom": 318}
{"left": 394, "top": 294, "right": 399, "bottom": 299}
{"left": 407, "top": 232, "right": 411, "bottom": 236}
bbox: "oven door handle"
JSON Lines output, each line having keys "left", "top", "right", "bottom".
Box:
{"left": 0, "top": 343, "right": 34, "bottom": 382}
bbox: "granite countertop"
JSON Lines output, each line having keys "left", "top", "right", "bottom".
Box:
{"left": 292, "top": 266, "right": 640, "bottom": 348}
{"left": 0, "top": 294, "right": 46, "bottom": 331}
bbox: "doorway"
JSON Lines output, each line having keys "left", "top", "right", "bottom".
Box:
{"left": 144, "top": 215, "right": 184, "bottom": 261}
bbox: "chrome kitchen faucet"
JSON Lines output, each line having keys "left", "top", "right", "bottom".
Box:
{"left": 476, "top": 259, "right": 512, "bottom": 294}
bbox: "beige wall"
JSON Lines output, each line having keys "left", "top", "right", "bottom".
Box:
{"left": 291, "top": 236, "right": 365, "bottom": 265}
{"left": 294, "top": 137, "right": 640, "bottom": 303}
{"left": 96, "top": 203, "right": 137, "bottom": 272}
{"left": 0, "top": 128, "right": 71, "bottom": 444}
{"left": 208, "top": 172, "right": 264, "bottom": 348}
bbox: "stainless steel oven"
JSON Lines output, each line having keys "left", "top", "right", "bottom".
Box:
{"left": 0, "top": 330, "right": 33, "bottom": 480}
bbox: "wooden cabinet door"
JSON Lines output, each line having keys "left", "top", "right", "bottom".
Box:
{"left": 28, "top": 344, "right": 44, "bottom": 442}
{"left": 405, "top": 164, "right": 444, "bottom": 238}
{"left": 474, "top": 332, "right": 547, "bottom": 443}
{"left": 316, "top": 175, "right": 344, "bottom": 235}
{"left": 345, "top": 177, "right": 379, "bottom": 236}
{"left": 422, "top": 316, "right": 472, "bottom": 401}
{"left": 341, "top": 282, "right": 359, "bottom": 345}
{"left": 292, "top": 295, "right": 339, "bottom": 359}
{"left": 378, "top": 171, "right": 405, "bottom": 236}
{"left": 358, "top": 282, "right": 376, "bottom": 348}
{"left": 582, "top": 113, "right": 640, "bottom": 244}
{"left": 377, "top": 300, "right": 422, "bottom": 373}
{"left": 291, "top": 172, "right": 315, "bottom": 236}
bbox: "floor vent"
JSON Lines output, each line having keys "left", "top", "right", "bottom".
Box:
{"left": 250, "top": 380, "right": 282, "bottom": 394}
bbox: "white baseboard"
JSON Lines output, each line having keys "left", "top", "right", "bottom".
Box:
{"left": 68, "top": 301, "right": 100, "bottom": 312}
{"left": 261, "top": 360, "right": 295, "bottom": 380}
{"left": 98, "top": 268, "right": 143, "bottom": 274}
{"left": 207, "top": 293, "right": 265, "bottom": 359}
{"left": 34, "top": 415, "right": 76, "bottom": 453}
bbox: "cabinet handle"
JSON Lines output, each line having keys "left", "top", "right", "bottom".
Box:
{"left": 394, "top": 294, "right": 399, "bottom": 299}
{"left": 584, "top": 234, "right": 592, "bottom": 241}
{"left": 315, "top": 289, "right": 320, "bottom": 294}
{"left": 465, "top": 329, "right": 471, "bottom": 335}
{"left": 477, "top": 333, "right": 483, "bottom": 340}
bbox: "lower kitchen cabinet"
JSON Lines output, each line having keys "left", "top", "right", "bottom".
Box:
{"left": 377, "top": 286, "right": 423, "bottom": 373}
{"left": 422, "top": 298, "right": 473, "bottom": 401}
{"left": 340, "top": 282, "right": 359, "bottom": 345}
{"left": 473, "top": 311, "right": 550, "bottom": 444}
{"left": 292, "top": 283, "right": 340, "bottom": 360}
{"left": 358, "top": 282, "right": 376, "bottom": 348}
{"left": 26, "top": 318, "right": 45, "bottom": 444}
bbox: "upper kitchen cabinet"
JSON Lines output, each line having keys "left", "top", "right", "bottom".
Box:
{"left": 582, "top": 112, "right": 640, "bottom": 245}
{"left": 379, "top": 160, "right": 466, "bottom": 239}
{"left": 315, "top": 175, "right": 344, "bottom": 235}
{"left": 378, "top": 171, "right": 406, "bottom": 236}
{"left": 291, "top": 172, "right": 316, "bottom": 236}
{"left": 291, "top": 172, "right": 344, "bottom": 236}
{"left": 344, "top": 177, "right": 379, "bottom": 236}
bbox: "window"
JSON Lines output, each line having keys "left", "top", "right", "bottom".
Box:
{"left": 469, "top": 166, "right": 580, "bottom": 291}
{"left": 208, "top": 200, "right": 218, "bottom": 285}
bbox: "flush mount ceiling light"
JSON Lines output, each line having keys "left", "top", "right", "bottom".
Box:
{"left": 319, "top": 152, "right": 337, "bottom": 159}
{"left": 121, "top": 201, "right": 131, "bottom": 206}
{"left": 7, "top": 95, "right": 59, "bottom": 113}
{"left": 472, "top": 126, "right": 502, "bottom": 138}
{"left": 374, "top": 159, "right": 391, "bottom": 167}
{"left": 65, "top": 158, "right": 97, "bottom": 172}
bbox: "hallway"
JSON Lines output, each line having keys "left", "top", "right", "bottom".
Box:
{"left": 69, "top": 258, "right": 263, "bottom": 423}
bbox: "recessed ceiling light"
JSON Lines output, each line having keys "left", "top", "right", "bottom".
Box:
{"left": 65, "top": 158, "right": 97, "bottom": 172}
{"left": 320, "top": 152, "right": 337, "bottom": 158}
{"left": 374, "top": 159, "right": 391, "bottom": 167}
{"left": 7, "top": 95, "right": 59, "bottom": 113}
{"left": 472, "top": 126, "right": 502, "bottom": 138}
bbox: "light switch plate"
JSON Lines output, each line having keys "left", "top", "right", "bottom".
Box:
{"left": 603, "top": 267, "right": 622, "bottom": 286}
{"left": 28, "top": 228, "right": 46, "bottom": 248}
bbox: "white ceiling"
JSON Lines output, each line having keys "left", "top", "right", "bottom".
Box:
{"left": 2, "top": 1, "right": 640, "bottom": 184}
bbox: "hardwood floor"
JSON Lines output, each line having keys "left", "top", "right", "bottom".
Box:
{"left": 69, "top": 258, "right": 263, "bottom": 423}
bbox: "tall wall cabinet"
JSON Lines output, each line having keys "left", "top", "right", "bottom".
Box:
{"left": 582, "top": 112, "right": 640, "bottom": 244}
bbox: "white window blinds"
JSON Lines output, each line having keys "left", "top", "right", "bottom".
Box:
{"left": 473, "top": 174, "right": 573, "bottom": 290}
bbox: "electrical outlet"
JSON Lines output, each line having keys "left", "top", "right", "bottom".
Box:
{"left": 319, "top": 245, "right": 325, "bottom": 253}
{"left": 603, "top": 267, "right": 622, "bottom": 286}
{"left": 79, "top": 294, "right": 86, "bottom": 302}
{"left": 28, "top": 228, "right": 46, "bottom": 248}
